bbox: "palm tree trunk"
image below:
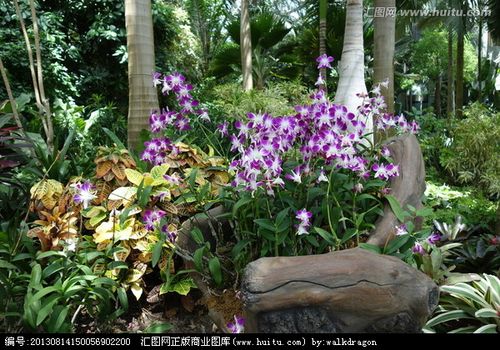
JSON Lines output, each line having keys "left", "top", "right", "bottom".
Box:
{"left": 319, "top": 0, "right": 327, "bottom": 92}
{"left": 446, "top": 27, "right": 454, "bottom": 118}
{"left": 334, "top": 0, "right": 370, "bottom": 137}
{"left": 455, "top": 4, "right": 465, "bottom": 119}
{"left": 125, "top": 0, "right": 159, "bottom": 150}
{"left": 240, "top": 0, "right": 253, "bottom": 91}
{"left": 434, "top": 75, "right": 442, "bottom": 116}
{"left": 478, "top": 15, "right": 483, "bottom": 102}
{"left": 373, "top": 0, "right": 395, "bottom": 114}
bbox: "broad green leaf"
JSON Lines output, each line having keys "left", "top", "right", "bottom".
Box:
{"left": 254, "top": 219, "right": 276, "bottom": 232}
{"left": 304, "top": 235, "right": 320, "bottom": 247}
{"left": 124, "top": 168, "right": 144, "bottom": 186}
{"left": 89, "top": 212, "right": 107, "bottom": 227}
{"left": 48, "top": 305, "right": 69, "bottom": 332}
{"left": 190, "top": 227, "right": 204, "bottom": 245}
{"left": 232, "top": 196, "right": 253, "bottom": 217}
{"left": 169, "top": 278, "right": 196, "bottom": 296}
{"left": 416, "top": 207, "right": 433, "bottom": 217}
{"left": 36, "top": 251, "right": 66, "bottom": 260}
{"left": 0, "top": 260, "right": 17, "bottom": 270}
{"left": 36, "top": 294, "right": 61, "bottom": 326}
{"left": 31, "top": 286, "right": 60, "bottom": 304}
{"left": 314, "top": 227, "right": 336, "bottom": 245}
{"left": 473, "top": 324, "right": 498, "bottom": 333}
{"left": 208, "top": 257, "right": 222, "bottom": 286}
{"left": 425, "top": 310, "right": 472, "bottom": 327}
{"left": 385, "top": 194, "right": 406, "bottom": 222}
{"left": 441, "top": 284, "right": 488, "bottom": 308}
{"left": 151, "top": 165, "right": 169, "bottom": 179}
{"left": 117, "top": 287, "right": 128, "bottom": 310}
{"left": 475, "top": 308, "right": 499, "bottom": 319}
{"left": 151, "top": 240, "right": 163, "bottom": 268}
{"left": 194, "top": 246, "right": 205, "bottom": 272}
{"left": 108, "top": 187, "right": 137, "bottom": 202}
{"left": 143, "top": 322, "right": 173, "bottom": 333}
{"left": 358, "top": 243, "right": 382, "bottom": 254}
{"left": 107, "top": 261, "right": 129, "bottom": 270}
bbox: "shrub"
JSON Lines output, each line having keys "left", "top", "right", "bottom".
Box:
{"left": 440, "top": 103, "right": 500, "bottom": 199}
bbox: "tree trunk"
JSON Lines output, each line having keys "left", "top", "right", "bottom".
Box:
{"left": 319, "top": 0, "right": 327, "bottom": 92}
{"left": 478, "top": 15, "right": 483, "bottom": 102}
{"left": 125, "top": 0, "right": 159, "bottom": 150}
{"left": 240, "top": 0, "right": 253, "bottom": 91}
{"left": 373, "top": 0, "right": 395, "bottom": 114}
{"left": 455, "top": 4, "right": 465, "bottom": 119}
{"left": 334, "top": 0, "right": 371, "bottom": 138}
{"left": 434, "top": 75, "right": 442, "bottom": 116}
{"left": 446, "top": 27, "right": 455, "bottom": 118}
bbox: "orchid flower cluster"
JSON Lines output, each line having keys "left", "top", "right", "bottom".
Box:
{"left": 141, "top": 72, "right": 210, "bottom": 165}
{"left": 71, "top": 181, "right": 97, "bottom": 209}
{"left": 395, "top": 222, "right": 442, "bottom": 256}
{"left": 221, "top": 55, "right": 418, "bottom": 235}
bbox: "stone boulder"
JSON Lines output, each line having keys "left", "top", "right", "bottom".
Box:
{"left": 242, "top": 248, "right": 438, "bottom": 333}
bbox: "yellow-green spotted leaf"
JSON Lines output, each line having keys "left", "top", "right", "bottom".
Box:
{"left": 124, "top": 169, "right": 144, "bottom": 186}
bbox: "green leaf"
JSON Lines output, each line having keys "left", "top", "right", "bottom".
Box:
{"left": 0, "top": 260, "right": 18, "bottom": 270}
{"left": 143, "top": 322, "right": 173, "bottom": 333}
{"left": 385, "top": 194, "right": 406, "bottom": 222}
{"left": 275, "top": 208, "right": 290, "bottom": 226}
{"left": 151, "top": 240, "right": 163, "bottom": 268}
{"left": 36, "top": 294, "right": 61, "bottom": 326}
{"left": 117, "top": 287, "right": 128, "bottom": 311}
{"left": 190, "top": 227, "right": 204, "bottom": 245}
{"left": 473, "top": 324, "right": 498, "bottom": 333}
{"left": 384, "top": 234, "right": 412, "bottom": 255}
{"left": 31, "top": 286, "right": 60, "bottom": 304}
{"left": 314, "top": 227, "right": 336, "bottom": 245}
{"left": 124, "top": 169, "right": 144, "bottom": 186}
{"left": 415, "top": 207, "right": 433, "bottom": 217}
{"left": 254, "top": 219, "right": 276, "bottom": 232}
{"left": 304, "top": 235, "right": 320, "bottom": 247}
{"left": 358, "top": 243, "right": 382, "bottom": 254}
{"left": 89, "top": 212, "right": 107, "bottom": 227}
{"left": 170, "top": 278, "right": 196, "bottom": 296}
{"left": 137, "top": 185, "right": 153, "bottom": 208}
{"left": 232, "top": 196, "right": 253, "bottom": 217}
{"left": 47, "top": 305, "right": 69, "bottom": 332}
{"left": 425, "top": 310, "right": 472, "bottom": 327}
{"left": 151, "top": 164, "right": 169, "bottom": 179}
{"left": 188, "top": 168, "right": 199, "bottom": 188}
{"left": 194, "top": 246, "right": 206, "bottom": 272}
{"left": 42, "top": 262, "right": 65, "bottom": 279}
{"left": 103, "top": 127, "right": 126, "bottom": 149}
{"left": 340, "top": 228, "right": 358, "bottom": 244}
{"left": 107, "top": 261, "right": 129, "bottom": 270}
{"left": 231, "top": 239, "right": 252, "bottom": 259}
{"left": 441, "top": 284, "right": 488, "bottom": 308}
{"left": 475, "top": 308, "right": 498, "bottom": 319}
{"left": 29, "top": 264, "right": 42, "bottom": 288}
{"left": 208, "top": 257, "right": 222, "bottom": 286}
{"left": 36, "top": 251, "right": 66, "bottom": 260}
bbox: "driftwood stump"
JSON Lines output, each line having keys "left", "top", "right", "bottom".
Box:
{"left": 242, "top": 248, "right": 438, "bottom": 332}
{"left": 368, "top": 134, "right": 426, "bottom": 246}
{"left": 241, "top": 134, "right": 435, "bottom": 333}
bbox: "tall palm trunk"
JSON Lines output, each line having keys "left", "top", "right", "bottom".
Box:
{"left": 373, "top": 0, "right": 395, "bottom": 114}
{"left": 446, "top": 27, "right": 454, "bottom": 118}
{"left": 455, "top": 3, "right": 465, "bottom": 119}
{"left": 125, "top": 0, "right": 159, "bottom": 150}
{"left": 240, "top": 0, "right": 253, "bottom": 91}
{"left": 319, "top": 0, "right": 327, "bottom": 91}
{"left": 478, "top": 15, "right": 483, "bottom": 102}
{"left": 434, "top": 75, "right": 442, "bottom": 116}
{"left": 334, "top": 0, "right": 371, "bottom": 137}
